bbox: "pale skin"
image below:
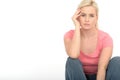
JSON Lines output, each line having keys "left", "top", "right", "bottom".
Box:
{"left": 64, "top": 6, "right": 113, "bottom": 80}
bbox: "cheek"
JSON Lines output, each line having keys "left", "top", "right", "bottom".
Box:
{"left": 78, "top": 17, "right": 83, "bottom": 23}
{"left": 91, "top": 19, "right": 97, "bottom": 24}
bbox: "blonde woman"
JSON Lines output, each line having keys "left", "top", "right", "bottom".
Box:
{"left": 64, "top": 0, "right": 120, "bottom": 80}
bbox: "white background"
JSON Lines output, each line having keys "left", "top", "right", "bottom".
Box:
{"left": 0, "top": 0, "right": 120, "bottom": 80}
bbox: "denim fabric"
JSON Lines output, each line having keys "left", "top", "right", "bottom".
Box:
{"left": 85, "top": 74, "right": 96, "bottom": 80}
{"left": 65, "top": 57, "right": 87, "bottom": 80}
{"left": 65, "top": 56, "right": 120, "bottom": 80}
{"left": 106, "top": 56, "right": 120, "bottom": 80}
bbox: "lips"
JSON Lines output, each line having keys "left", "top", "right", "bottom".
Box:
{"left": 84, "top": 24, "right": 90, "bottom": 26}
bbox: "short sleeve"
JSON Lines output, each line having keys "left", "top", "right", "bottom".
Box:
{"left": 102, "top": 34, "right": 113, "bottom": 48}
{"left": 64, "top": 30, "right": 74, "bottom": 39}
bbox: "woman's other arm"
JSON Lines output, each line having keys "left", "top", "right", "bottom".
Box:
{"left": 97, "top": 46, "right": 113, "bottom": 80}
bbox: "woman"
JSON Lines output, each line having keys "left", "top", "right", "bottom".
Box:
{"left": 64, "top": 0, "right": 120, "bottom": 80}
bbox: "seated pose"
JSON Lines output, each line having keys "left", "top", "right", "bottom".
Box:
{"left": 64, "top": 0, "right": 120, "bottom": 80}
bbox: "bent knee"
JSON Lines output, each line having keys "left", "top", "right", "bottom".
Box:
{"left": 110, "top": 56, "right": 120, "bottom": 64}
{"left": 108, "top": 56, "right": 120, "bottom": 68}
{"left": 66, "top": 57, "right": 82, "bottom": 66}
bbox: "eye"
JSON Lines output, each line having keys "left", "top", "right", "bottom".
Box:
{"left": 81, "top": 14, "right": 86, "bottom": 17}
{"left": 90, "top": 14, "right": 94, "bottom": 17}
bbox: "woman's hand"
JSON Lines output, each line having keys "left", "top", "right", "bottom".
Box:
{"left": 72, "top": 9, "right": 81, "bottom": 29}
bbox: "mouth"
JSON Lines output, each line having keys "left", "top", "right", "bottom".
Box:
{"left": 84, "top": 24, "right": 90, "bottom": 26}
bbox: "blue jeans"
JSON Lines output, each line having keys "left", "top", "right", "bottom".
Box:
{"left": 65, "top": 56, "right": 120, "bottom": 80}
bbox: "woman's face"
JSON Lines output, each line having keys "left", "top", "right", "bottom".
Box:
{"left": 79, "top": 6, "right": 98, "bottom": 30}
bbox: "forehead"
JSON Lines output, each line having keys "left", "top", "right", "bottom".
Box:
{"left": 81, "top": 6, "right": 96, "bottom": 14}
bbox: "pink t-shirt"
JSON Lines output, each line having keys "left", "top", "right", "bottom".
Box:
{"left": 64, "top": 29, "right": 113, "bottom": 74}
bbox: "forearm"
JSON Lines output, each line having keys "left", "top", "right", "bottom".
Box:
{"left": 69, "top": 27, "right": 81, "bottom": 58}
{"left": 68, "top": 8, "right": 81, "bottom": 58}
{"left": 97, "top": 68, "right": 106, "bottom": 80}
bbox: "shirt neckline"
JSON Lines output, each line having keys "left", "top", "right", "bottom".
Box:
{"left": 80, "top": 30, "right": 100, "bottom": 57}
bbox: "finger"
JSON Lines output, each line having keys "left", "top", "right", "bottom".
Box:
{"left": 76, "top": 10, "right": 81, "bottom": 17}
{"left": 78, "top": 12, "right": 81, "bottom": 16}
{"left": 75, "top": 12, "right": 81, "bottom": 16}
{"left": 75, "top": 9, "right": 81, "bottom": 15}
{"left": 72, "top": 9, "right": 81, "bottom": 20}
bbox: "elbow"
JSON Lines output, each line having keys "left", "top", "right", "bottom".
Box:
{"left": 68, "top": 52, "right": 80, "bottom": 59}
{"left": 69, "top": 55, "right": 79, "bottom": 59}
{"left": 66, "top": 48, "right": 80, "bottom": 59}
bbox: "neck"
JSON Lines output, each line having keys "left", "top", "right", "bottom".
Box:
{"left": 80, "top": 28, "right": 98, "bottom": 39}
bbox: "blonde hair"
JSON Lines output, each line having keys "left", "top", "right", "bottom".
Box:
{"left": 78, "top": 0, "right": 99, "bottom": 16}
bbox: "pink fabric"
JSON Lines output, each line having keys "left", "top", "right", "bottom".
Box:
{"left": 64, "top": 29, "right": 113, "bottom": 74}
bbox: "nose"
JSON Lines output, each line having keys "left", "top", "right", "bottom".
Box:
{"left": 85, "top": 16, "right": 89, "bottom": 22}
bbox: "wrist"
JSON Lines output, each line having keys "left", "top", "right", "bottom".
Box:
{"left": 75, "top": 25, "right": 81, "bottom": 29}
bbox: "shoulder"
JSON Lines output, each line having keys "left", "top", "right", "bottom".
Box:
{"left": 99, "top": 30, "right": 112, "bottom": 40}
{"left": 98, "top": 30, "right": 113, "bottom": 47}
{"left": 65, "top": 29, "right": 74, "bottom": 34}
{"left": 64, "top": 29, "right": 74, "bottom": 39}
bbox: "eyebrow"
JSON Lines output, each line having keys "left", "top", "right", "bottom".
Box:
{"left": 81, "top": 12, "right": 95, "bottom": 15}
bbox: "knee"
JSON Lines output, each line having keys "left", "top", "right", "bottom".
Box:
{"left": 111, "top": 56, "right": 120, "bottom": 60}
{"left": 110, "top": 56, "right": 120, "bottom": 65}
{"left": 66, "top": 57, "right": 82, "bottom": 67}
{"left": 106, "top": 56, "right": 120, "bottom": 79}
{"left": 67, "top": 57, "right": 80, "bottom": 62}
{"left": 108, "top": 56, "right": 120, "bottom": 69}
{"left": 67, "top": 57, "right": 82, "bottom": 64}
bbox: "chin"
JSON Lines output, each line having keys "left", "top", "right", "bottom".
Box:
{"left": 82, "top": 27, "right": 91, "bottom": 30}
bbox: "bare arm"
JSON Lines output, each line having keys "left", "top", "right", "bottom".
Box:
{"left": 64, "top": 9, "right": 81, "bottom": 58}
{"left": 97, "top": 46, "right": 113, "bottom": 80}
